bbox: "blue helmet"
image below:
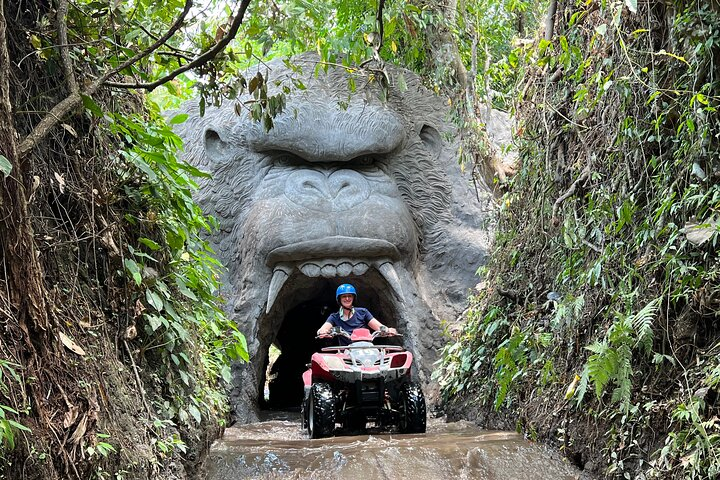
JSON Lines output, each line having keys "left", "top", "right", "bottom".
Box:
{"left": 336, "top": 283, "right": 357, "bottom": 304}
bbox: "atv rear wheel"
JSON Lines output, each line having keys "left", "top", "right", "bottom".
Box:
{"left": 308, "top": 383, "right": 335, "bottom": 438}
{"left": 399, "top": 382, "right": 426, "bottom": 434}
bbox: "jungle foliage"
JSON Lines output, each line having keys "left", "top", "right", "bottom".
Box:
{"left": 6, "top": 0, "right": 715, "bottom": 478}
{"left": 0, "top": 0, "right": 251, "bottom": 478}
{"left": 437, "top": 1, "right": 720, "bottom": 478}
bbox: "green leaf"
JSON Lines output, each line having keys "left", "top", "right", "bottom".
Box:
{"left": 171, "top": 321, "right": 189, "bottom": 341}
{"left": 187, "top": 403, "right": 201, "bottom": 423}
{"left": 538, "top": 38, "right": 551, "bottom": 55}
{"left": 397, "top": 73, "right": 407, "bottom": 92}
{"left": 231, "top": 330, "right": 249, "bottom": 361}
{"left": 175, "top": 277, "right": 198, "bottom": 301}
{"left": 179, "top": 369, "right": 190, "bottom": 386}
{"left": 0, "top": 154, "right": 12, "bottom": 177}
{"left": 624, "top": 0, "right": 637, "bottom": 13}
{"left": 220, "top": 365, "right": 232, "bottom": 383}
{"left": 0, "top": 405, "right": 18, "bottom": 415}
{"left": 7, "top": 419, "right": 31, "bottom": 432}
{"left": 123, "top": 259, "right": 142, "bottom": 286}
{"left": 168, "top": 113, "right": 189, "bottom": 124}
{"left": 146, "top": 289, "right": 164, "bottom": 312}
{"left": 127, "top": 154, "right": 158, "bottom": 182}
{"left": 146, "top": 314, "right": 164, "bottom": 332}
{"left": 81, "top": 94, "right": 103, "bottom": 117}
{"left": 138, "top": 237, "right": 161, "bottom": 251}
{"left": 559, "top": 36, "right": 569, "bottom": 53}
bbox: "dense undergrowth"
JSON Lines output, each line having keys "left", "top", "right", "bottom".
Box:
{"left": 0, "top": 2, "right": 247, "bottom": 478}
{"left": 438, "top": 1, "right": 720, "bottom": 478}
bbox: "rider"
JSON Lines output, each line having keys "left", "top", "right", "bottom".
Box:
{"left": 317, "top": 283, "right": 396, "bottom": 345}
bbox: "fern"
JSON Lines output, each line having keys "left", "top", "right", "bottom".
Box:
{"left": 493, "top": 327, "right": 528, "bottom": 410}
{"left": 585, "top": 340, "right": 618, "bottom": 398}
{"left": 610, "top": 343, "right": 633, "bottom": 410}
{"left": 575, "top": 365, "right": 591, "bottom": 405}
{"left": 629, "top": 297, "right": 661, "bottom": 354}
{"left": 581, "top": 315, "right": 639, "bottom": 409}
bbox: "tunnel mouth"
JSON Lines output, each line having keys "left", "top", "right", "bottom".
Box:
{"left": 258, "top": 267, "right": 402, "bottom": 410}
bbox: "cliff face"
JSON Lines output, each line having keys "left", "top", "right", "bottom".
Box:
{"left": 438, "top": 2, "right": 720, "bottom": 478}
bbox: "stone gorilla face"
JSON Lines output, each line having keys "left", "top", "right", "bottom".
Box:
{"left": 175, "top": 54, "right": 491, "bottom": 419}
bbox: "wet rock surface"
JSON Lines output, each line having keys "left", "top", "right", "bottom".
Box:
{"left": 203, "top": 413, "right": 581, "bottom": 479}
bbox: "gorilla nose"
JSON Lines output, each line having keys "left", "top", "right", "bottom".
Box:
{"left": 285, "top": 169, "right": 370, "bottom": 211}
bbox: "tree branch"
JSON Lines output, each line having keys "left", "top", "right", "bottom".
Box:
{"left": 18, "top": 0, "right": 252, "bottom": 157}
{"left": 56, "top": 0, "right": 78, "bottom": 94}
{"left": 97, "top": 0, "right": 194, "bottom": 87}
{"left": 105, "top": 0, "right": 252, "bottom": 89}
{"left": 552, "top": 164, "right": 590, "bottom": 222}
{"left": 0, "top": 0, "right": 50, "bottom": 331}
{"left": 374, "top": 0, "right": 385, "bottom": 59}
{"left": 545, "top": 0, "right": 558, "bottom": 41}
{"left": 359, "top": 0, "right": 386, "bottom": 69}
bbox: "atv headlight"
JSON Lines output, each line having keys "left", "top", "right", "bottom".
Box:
{"left": 322, "top": 355, "right": 346, "bottom": 370}
{"left": 350, "top": 348, "right": 381, "bottom": 367}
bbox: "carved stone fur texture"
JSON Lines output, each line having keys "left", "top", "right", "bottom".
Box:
{"left": 174, "top": 53, "right": 493, "bottom": 420}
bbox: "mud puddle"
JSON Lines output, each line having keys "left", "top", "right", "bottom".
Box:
{"left": 203, "top": 412, "right": 582, "bottom": 479}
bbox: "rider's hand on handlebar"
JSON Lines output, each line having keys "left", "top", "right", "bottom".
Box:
{"left": 316, "top": 326, "right": 342, "bottom": 338}
{"left": 379, "top": 325, "right": 398, "bottom": 335}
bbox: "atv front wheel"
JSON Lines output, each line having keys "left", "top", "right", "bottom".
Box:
{"left": 301, "top": 389, "right": 309, "bottom": 429}
{"left": 399, "top": 382, "right": 426, "bottom": 434}
{"left": 308, "top": 383, "right": 335, "bottom": 438}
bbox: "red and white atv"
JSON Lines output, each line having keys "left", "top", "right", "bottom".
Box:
{"left": 301, "top": 327, "right": 426, "bottom": 438}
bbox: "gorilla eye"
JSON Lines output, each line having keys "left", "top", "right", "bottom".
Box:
{"left": 352, "top": 156, "right": 376, "bottom": 167}
{"left": 271, "top": 153, "right": 308, "bottom": 168}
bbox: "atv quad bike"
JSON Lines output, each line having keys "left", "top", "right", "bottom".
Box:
{"left": 301, "top": 327, "right": 426, "bottom": 439}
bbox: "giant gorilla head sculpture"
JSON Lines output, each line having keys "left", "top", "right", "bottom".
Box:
{"left": 175, "top": 54, "right": 492, "bottom": 421}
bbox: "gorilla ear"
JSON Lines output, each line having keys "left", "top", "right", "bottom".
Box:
{"left": 204, "top": 128, "right": 229, "bottom": 162}
{"left": 419, "top": 124, "right": 442, "bottom": 158}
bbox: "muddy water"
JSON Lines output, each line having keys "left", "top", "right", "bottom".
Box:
{"left": 204, "top": 413, "right": 581, "bottom": 480}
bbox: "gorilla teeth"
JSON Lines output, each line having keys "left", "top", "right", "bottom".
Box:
{"left": 352, "top": 262, "right": 369, "bottom": 275}
{"left": 299, "top": 260, "right": 369, "bottom": 277}
{"left": 266, "top": 265, "right": 291, "bottom": 313}
{"left": 299, "top": 263, "right": 321, "bottom": 277}
{"left": 336, "top": 262, "right": 353, "bottom": 276}
{"left": 320, "top": 264, "right": 336, "bottom": 277}
{"left": 376, "top": 261, "right": 404, "bottom": 301}
{"left": 266, "top": 259, "right": 398, "bottom": 313}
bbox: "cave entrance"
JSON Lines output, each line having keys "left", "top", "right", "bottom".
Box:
{"left": 259, "top": 273, "right": 398, "bottom": 410}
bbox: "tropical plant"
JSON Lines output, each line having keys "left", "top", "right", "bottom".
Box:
{"left": 437, "top": 1, "right": 720, "bottom": 478}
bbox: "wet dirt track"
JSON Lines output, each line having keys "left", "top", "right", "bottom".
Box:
{"left": 203, "top": 413, "right": 582, "bottom": 480}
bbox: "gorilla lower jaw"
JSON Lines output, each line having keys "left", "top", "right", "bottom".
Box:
{"left": 265, "top": 236, "right": 407, "bottom": 313}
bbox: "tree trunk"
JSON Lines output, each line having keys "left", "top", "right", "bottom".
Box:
{"left": 0, "top": 0, "right": 49, "bottom": 334}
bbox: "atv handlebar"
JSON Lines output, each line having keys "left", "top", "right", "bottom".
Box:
{"left": 316, "top": 327, "right": 402, "bottom": 340}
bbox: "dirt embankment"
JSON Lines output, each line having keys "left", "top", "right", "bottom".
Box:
{"left": 0, "top": 2, "right": 226, "bottom": 478}
{"left": 440, "top": 2, "right": 720, "bottom": 479}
